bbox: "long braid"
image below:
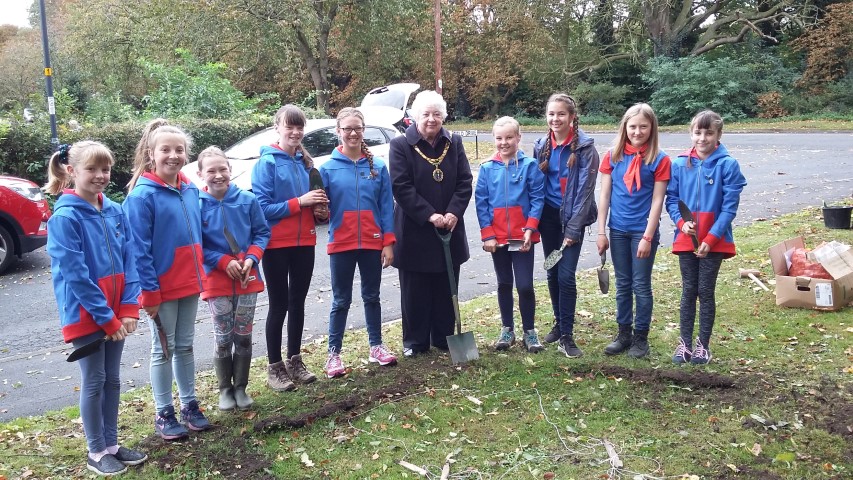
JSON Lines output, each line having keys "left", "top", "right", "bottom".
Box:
{"left": 538, "top": 138, "right": 551, "bottom": 173}
{"left": 361, "top": 140, "right": 376, "bottom": 178}
{"left": 567, "top": 116, "right": 579, "bottom": 169}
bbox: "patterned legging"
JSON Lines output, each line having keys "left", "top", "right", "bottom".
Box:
{"left": 677, "top": 252, "right": 724, "bottom": 348}
{"left": 208, "top": 293, "right": 257, "bottom": 358}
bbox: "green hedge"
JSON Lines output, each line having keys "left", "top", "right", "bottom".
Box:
{"left": 0, "top": 118, "right": 268, "bottom": 192}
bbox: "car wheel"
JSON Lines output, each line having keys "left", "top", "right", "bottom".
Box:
{"left": 0, "top": 224, "right": 18, "bottom": 274}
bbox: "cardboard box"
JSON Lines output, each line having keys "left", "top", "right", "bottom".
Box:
{"left": 768, "top": 237, "right": 853, "bottom": 311}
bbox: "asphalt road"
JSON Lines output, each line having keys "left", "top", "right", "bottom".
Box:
{"left": 1, "top": 132, "right": 851, "bottom": 421}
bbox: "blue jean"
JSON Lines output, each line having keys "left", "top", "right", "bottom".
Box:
{"left": 328, "top": 249, "right": 383, "bottom": 352}
{"left": 556, "top": 233, "right": 585, "bottom": 336}
{"left": 539, "top": 204, "right": 563, "bottom": 320}
{"left": 609, "top": 229, "right": 659, "bottom": 332}
{"left": 74, "top": 330, "right": 124, "bottom": 453}
{"left": 150, "top": 295, "right": 199, "bottom": 411}
{"left": 491, "top": 246, "right": 536, "bottom": 331}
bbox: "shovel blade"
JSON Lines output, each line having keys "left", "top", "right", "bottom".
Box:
{"left": 67, "top": 336, "right": 107, "bottom": 362}
{"left": 598, "top": 268, "right": 610, "bottom": 294}
{"left": 446, "top": 332, "right": 479, "bottom": 365}
{"left": 543, "top": 249, "right": 562, "bottom": 270}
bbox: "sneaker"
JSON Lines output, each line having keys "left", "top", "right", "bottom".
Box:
{"left": 285, "top": 354, "right": 318, "bottom": 384}
{"left": 154, "top": 405, "right": 188, "bottom": 440}
{"left": 672, "top": 338, "right": 692, "bottom": 364}
{"left": 557, "top": 334, "right": 583, "bottom": 358}
{"left": 325, "top": 350, "right": 346, "bottom": 378}
{"left": 369, "top": 344, "right": 398, "bottom": 366}
{"left": 267, "top": 361, "right": 296, "bottom": 392}
{"left": 180, "top": 400, "right": 212, "bottom": 431}
{"left": 113, "top": 446, "right": 147, "bottom": 466}
{"left": 403, "top": 347, "right": 417, "bottom": 358}
{"left": 494, "top": 327, "right": 515, "bottom": 351}
{"left": 690, "top": 338, "right": 712, "bottom": 365}
{"left": 542, "top": 321, "right": 561, "bottom": 344}
{"left": 87, "top": 453, "right": 127, "bottom": 476}
{"left": 522, "top": 329, "right": 545, "bottom": 353}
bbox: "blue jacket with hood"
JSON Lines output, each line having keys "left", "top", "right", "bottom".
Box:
{"left": 123, "top": 172, "right": 205, "bottom": 307}
{"left": 533, "top": 129, "right": 600, "bottom": 241}
{"left": 48, "top": 191, "right": 140, "bottom": 342}
{"left": 319, "top": 147, "right": 396, "bottom": 254}
{"left": 475, "top": 151, "right": 545, "bottom": 244}
{"left": 666, "top": 143, "right": 746, "bottom": 258}
{"left": 199, "top": 184, "right": 271, "bottom": 299}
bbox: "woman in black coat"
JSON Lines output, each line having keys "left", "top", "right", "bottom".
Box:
{"left": 389, "top": 90, "right": 473, "bottom": 357}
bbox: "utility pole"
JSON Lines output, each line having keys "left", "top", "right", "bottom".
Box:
{"left": 434, "top": 0, "right": 442, "bottom": 94}
{"left": 38, "top": 0, "right": 59, "bottom": 149}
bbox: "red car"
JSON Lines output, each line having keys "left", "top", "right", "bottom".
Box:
{"left": 0, "top": 175, "right": 51, "bottom": 274}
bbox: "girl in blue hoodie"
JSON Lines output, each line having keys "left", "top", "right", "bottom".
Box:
{"left": 319, "top": 107, "right": 397, "bottom": 378}
{"left": 197, "top": 146, "right": 270, "bottom": 411}
{"left": 666, "top": 110, "right": 746, "bottom": 365}
{"left": 475, "top": 116, "right": 546, "bottom": 353}
{"left": 45, "top": 141, "right": 147, "bottom": 476}
{"left": 125, "top": 121, "right": 210, "bottom": 440}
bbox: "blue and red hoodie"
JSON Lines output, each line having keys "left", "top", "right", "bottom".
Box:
{"left": 665, "top": 143, "right": 747, "bottom": 258}
{"left": 251, "top": 145, "right": 317, "bottom": 248}
{"left": 319, "top": 147, "right": 396, "bottom": 254}
{"left": 123, "top": 172, "right": 205, "bottom": 307}
{"left": 475, "top": 151, "right": 545, "bottom": 244}
{"left": 199, "top": 184, "right": 271, "bottom": 300}
{"left": 48, "top": 191, "right": 140, "bottom": 342}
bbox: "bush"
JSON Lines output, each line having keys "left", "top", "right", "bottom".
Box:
{"left": 643, "top": 54, "right": 794, "bottom": 124}
{"left": 572, "top": 81, "right": 630, "bottom": 118}
{"left": 0, "top": 117, "right": 267, "bottom": 196}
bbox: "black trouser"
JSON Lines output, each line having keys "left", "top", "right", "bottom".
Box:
{"left": 491, "top": 246, "right": 536, "bottom": 331}
{"left": 399, "top": 268, "right": 458, "bottom": 352}
{"left": 677, "top": 252, "right": 724, "bottom": 348}
{"left": 538, "top": 204, "right": 563, "bottom": 321}
{"left": 262, "top": 246, "right": 315, "bottom": 363}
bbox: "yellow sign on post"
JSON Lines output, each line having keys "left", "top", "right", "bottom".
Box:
{"left": 44, "top": 68, "right": 52, "bottom": 76}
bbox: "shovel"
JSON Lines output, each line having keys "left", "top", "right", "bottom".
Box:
{"left": 436, "top": 228, "right": 479, "bottom": 364}
{"left": 543, "top": 241, "right": 567, "bottom": 270}
{"left": 67, "top": 335, "right": 108, "bottom": 362}
{"left": 598, "top": 252, "right": 610, "bottom": 294}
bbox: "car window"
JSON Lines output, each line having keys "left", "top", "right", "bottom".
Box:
{"left": 303, "top": 127, "right": 338, "bottom": 158}
{"left": 363, "top": 127, "right": 388, "bottom": 147}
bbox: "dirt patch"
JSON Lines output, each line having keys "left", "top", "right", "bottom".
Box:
{"left": 712, "top": 464, "right": 783, "bottom": 480}
{"left": 596, "top": 365, "right": 737, "bottom": 389}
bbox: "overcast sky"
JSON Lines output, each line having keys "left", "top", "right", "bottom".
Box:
{"left": 0, "top": 0, "right": 34, "bottom": 29}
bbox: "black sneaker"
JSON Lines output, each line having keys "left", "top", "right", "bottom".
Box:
{"left": 113, "top": 446, "right": 147, "bottom": 466}
{"left": 543, "top": 321, "right": 561, "bottom": 344}
{"left": 87, "top": 453, "right": 127, "bottom": 476}
{"left": 180, "top": 400, "right": 212, "bottom": 431}
{"left": 557, "top": 335, "right": 583, "bottom": 358}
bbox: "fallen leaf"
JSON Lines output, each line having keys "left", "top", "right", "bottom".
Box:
{"left": 726, "top": 464, "right": 740, "bottom": 472}
{"left": 466, "top": 395, "right": 482, "bottom": 406}
{"left": 750, "top": 443, "right": 762, "bottom": 456}
{"left": 300, "top": 452, "right": 314, "bottom": 467}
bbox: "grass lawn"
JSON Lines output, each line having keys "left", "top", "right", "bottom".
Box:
{"left": 1, "top": 205, "right": 851, "bottom": 479}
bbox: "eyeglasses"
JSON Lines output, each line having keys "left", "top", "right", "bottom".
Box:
{"left": 340, "top": 126, "right": 364, "bottom": 134}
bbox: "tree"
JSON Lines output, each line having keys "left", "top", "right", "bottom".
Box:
{"left": 792, "top": 3, "right": 853, "bottom": 91}
{"left": 0, "top": 29, "right": 42, "bottom": 111}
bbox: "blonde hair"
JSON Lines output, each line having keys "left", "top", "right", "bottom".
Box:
{"left": 127, "top": 120, "right": 193, "bottom": 190}
{"left": 538, "top": 93, "right": 579, "bottom": 172}
{"left": 43, "top": 141, "right": 115, "bottom": 195}
{"left": 336, "top": 107, "right": 376, "bottom": 178}
{"left": 612, "top": 103, "right": 660, "bottom": 165}
{"left": 197, "top": 146, "right": 229, "bottom": 172}
{"left": 274, "top": 104, "right": 313, "bottom": 169}
{"left": 492, "top": 116, "right": 521, "bottom": 164}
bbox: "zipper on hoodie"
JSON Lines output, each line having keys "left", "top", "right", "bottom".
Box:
{"left": 220, "top": 201, "right": 238, "bottom": 298}
{"left": 695, "top": 158, "right": 702, "bottom": 238}
{"left": 503, "top": 161, "right": 510, "bottom": 242}
{"left": 355, "top": 158, "right": 362, "bottom": 249}
{"left": 174, "top": 184, "right": 205, "bottom": 292}
{"left": 99, "top": 208, "right": 119, "bottom": 314}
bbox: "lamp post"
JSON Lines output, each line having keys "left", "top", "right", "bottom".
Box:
{"left": 37, "top": 0, "right": 59, "bottom": 149}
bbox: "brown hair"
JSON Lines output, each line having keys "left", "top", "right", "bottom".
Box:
{"left": 274, "top": 104, "right": 313, "bottom": 169}
{"left": 538, "top": 93, "right": 579, "bottom": 173}
{"left": 687, "top": 110, "right": 724, "bottom": 167}
{"left": 612, "top": 103, "right": 660, "bottom": 165}
{"left": 127, "top": 120, "right": 193, "bottom": 190}
{"left": 43, "top": 141, "right": 114, "bottom": 195}
{"left": 336, "top": 107, "right": 375, "bottom": 178}
{"left": 196, "top": 146, "right": 229, "bottom": 172}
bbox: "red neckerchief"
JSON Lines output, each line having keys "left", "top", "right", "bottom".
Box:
{"left": 549, "top": 130, "right": 574, "bottom": 149}
{"left": 622, "top": 143, "right": 647, "bottom": 194}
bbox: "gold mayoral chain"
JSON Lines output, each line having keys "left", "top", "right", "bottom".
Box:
{"left": 413, "top": 142, "right": 451, "bottom": 182}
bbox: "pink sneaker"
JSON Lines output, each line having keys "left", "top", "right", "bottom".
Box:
{"left": 369, "top": 344, "right": 398, "bottom": 366}
{"left": 324, "top": 351, "right": 346, "bottom": 378}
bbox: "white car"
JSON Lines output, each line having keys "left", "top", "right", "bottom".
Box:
{"left": 182, "top": 107, "right": 403, "bottom": 191}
